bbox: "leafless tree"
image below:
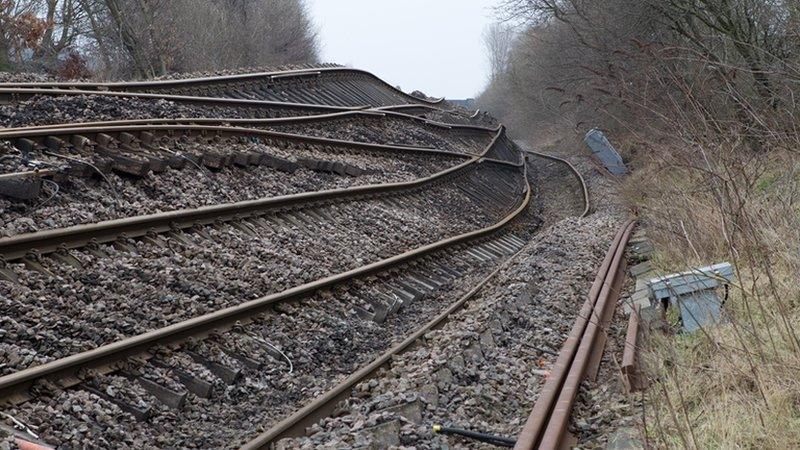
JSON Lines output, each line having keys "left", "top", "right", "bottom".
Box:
{"left": 483, "top": 22, "right": 515, "bottom": 83}
{"left": 481, "top": 0, "right": 800, "bottom": 143}
{"left": 1, "top": 0, "right": 320, "bottom": 79}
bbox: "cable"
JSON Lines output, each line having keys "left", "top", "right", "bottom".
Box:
{"left": 2, "top": 412, "right": 39, "bottom": 439}
{"left": 245, "top": 332, "right": 293, "bottom": 374}
{"left": 432, "top": 424, "right": 515, "bottom": 447}
{"left": 33, "top": 179, "right": 59, "bottom": 209}
{"left": 0, "top": 154, "right": 18, "bottom": 164}
{"left": 42, "top": 150, "right": 120, "bottom": 199}
{"left": 158, "top": 146, "right": 236, "bottom": 203}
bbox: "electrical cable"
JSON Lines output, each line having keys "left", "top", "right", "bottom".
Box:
{"left": 33, "top": 179, "right": 59, "bottom": 209}
{"left": 432, "top": 424, "right": 515, "bottom": 447}
{"left": 158, "top": 146, "right": 236, "bottom": 203}
{"left": 245, "top": 332, "right": 293, "bottom": 374}
{"left": 42, "top": 150, "right": 120, "bottom": 198}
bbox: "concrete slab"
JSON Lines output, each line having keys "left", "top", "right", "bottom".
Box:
{"left": 629, "top": 261, "right": 652, "bottom": 277}
{"left": 606, "top": 427, "right": 644, "bottom": 450}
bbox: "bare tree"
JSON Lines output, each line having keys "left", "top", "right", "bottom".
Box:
{"left": 1, "top": 0, "right": 320, "bottom": 79}
{"left": 35, "top": 0, "right": 85, "bottom": 62}
{"left": 0, "top": 0, "right": 52, "bottom": 71}
{"left": 483, "top": 22, "right": 515, "bottom": 83}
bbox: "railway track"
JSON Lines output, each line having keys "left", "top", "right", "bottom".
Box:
{"left": 0, "top": 88, "right": 489, "bottom": 127}
{"left": 0, "top": 122, "right": 483, "bottom": 234}
{"left": 0, "top": 68, "right": 493, "bottom": 130}
{"left": 0, "top": 131, "right": 532, "bottom": 449}
{"left": 0, "top": 65, "right": 613, "bottom": 450}
{"left": 0, "top": 114, "right": 517, "bottom": 235}
{"left": 0, "top": 88, "right": 499, "bottom": 129}
{"left": 0, "top": 154, "right": 519, "bottom": 266}
{"left": 0, "top": 109, "right": 498, "bottom": 155}
{"left": 0, "top": 121, "right": 475, "bottom": 178}
{"left": 0, "top": 128, "right": 523, "bottom": 380}
{"left": 238, "top": 150, "right": 594, "bottom": 449}
{"left": 0, "top": 68, "right": 442, "bottom": 108}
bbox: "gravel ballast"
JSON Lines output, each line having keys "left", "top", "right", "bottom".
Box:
{"left": 271, "top": 151, "right": 631, "bottom": 449}
{"left": 1, "top": 197, "right": 540, "bottom": 450}
{"left": 0, "top": 165, "right": 522, "bottom": 376}
{"left": 0, "top": 140, "right": 462, "bottom": 236}
{"left": 0, "top": 68, "right": 631, "bottom": 450}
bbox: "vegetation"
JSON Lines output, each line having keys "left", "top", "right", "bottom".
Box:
{"left": 480, "top": 1, "right": 800, "bottom": 447}
{"left": 0, "top": 0, "right": 319, "bottom": 79}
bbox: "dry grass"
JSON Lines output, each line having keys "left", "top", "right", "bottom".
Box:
{"left": 624, "top": 136, "right": 800, "bottom": 448}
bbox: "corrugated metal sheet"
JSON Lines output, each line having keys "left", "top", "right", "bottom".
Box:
{"left": 584, "top": 129, "right": 627, "bottom": 175}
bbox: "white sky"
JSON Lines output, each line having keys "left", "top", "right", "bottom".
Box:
{"left": 307, "top": 0, "right": 501, "bottom": 99}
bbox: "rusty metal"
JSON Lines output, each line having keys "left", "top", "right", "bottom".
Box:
{"left": 0, "top": 123, "right": 474, "bottom": 158}
{"left": 0, "top": 109, "right": 499, "bottom": 148}
{"left": 0, "top": 154, "right": 526, "bottom": 407}
{"left": 514, "top": 220, "right": 635, "bottom": 450}
{"left": 0, "top": 121, "right": 483, "bottom": 201}
{"left": 0, "top": 122, "right": 478, "bottom": 184}
{"left": 525, "top": 150, "right": 590, "bottom": 218}
{"left": 621, "top": 306, "right": 642, "bottom": 393}
{"left": 0, "top": 130, "right": 512, "bottom": 262}
{"left": 0, "top": 86, "right": 357, "bottom": 113}
{"left": 0, "top": 67, "right": 442, "bottom": 107}
{"left": 239, "top": 164, "right": 532, "bottom": 450}
{"left": 0, "top": 91, "right": 498, "bottom": 134}
{"left": 0, "top": 134, "right": 500, "bottom": 261}
{"left": 239, "top": 150, "right": 592, "bottom": 448}
{"left": 586, "top": 252, "right": 628, "bottom": 382}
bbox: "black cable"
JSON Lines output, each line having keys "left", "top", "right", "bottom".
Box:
{"left": 432, "top": 424, "right": 516, "bottom": 447}
{"left": 34, "top": 179, "right": 60, "bottom": 209}
{"left": 43, "top": 150, "right": 120, "bottom": 199}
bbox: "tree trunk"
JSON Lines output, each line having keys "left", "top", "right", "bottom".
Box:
{"left": 104, "top": 0, "right": 151, "bottom": 78}
{"left": 0, "top": 37, "right": 10, "bottom": 72}
{"left": 80, "top": 0, "right": 112, "bottom": 75}
{"left": 136, "top": 0, "right": 167, "bottom": 76}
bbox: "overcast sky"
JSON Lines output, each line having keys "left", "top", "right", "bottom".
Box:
{"left": 307, "top": 0, "right": 501, "bottom": 99}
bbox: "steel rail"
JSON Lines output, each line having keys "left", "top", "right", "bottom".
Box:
{"left": 238, "top": 149, "right": 588, "bottom": 448}
{"left": 0, "top": 87, "right": 360, "bottom": 113}
{"left": 377, "top": 104, "right": 493, "bottom": 126}
{"left": 621, "top": 305, "right": 642, "bottom": 393}
{"left": 0, "top": 122, "right": 477, "bottom": 187}
{"left": 0, "top": 67, "right": 443, "bottom": 106}
{"left": 525, "top": 150, "right": 590, "bottom": 218}
{"left": 0, "top": 129, "right": 504, "bottom": 262}
{"left": 0, "top": 138, "right": 526, "bottom": 406}
{"left": 514, "top": 219, "right": 635, "bottom": 450}
{"left": 0, "top": 89, "right": 500, "bottom": 132}
{"left": 0, "top": 123, "right": 474, "bottom": 160}
{"left": 0, "top": 105, "right": 500, "bottom": 135}
{"left": 239, "top": 163, "right": 532, "bottom": 450}
{"left": 0, "top": 157, "right": 523, "bottom": 261}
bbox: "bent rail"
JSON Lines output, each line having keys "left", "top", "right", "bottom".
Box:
{"left": 0, "top": 67, "right": 443, "bottom": 107}
{"left": 525, "top": 150, "right": 590, "bottom": 218}
{"left": 0, "top": 127, "right": 495, "bottom": 261}
{"left": 239, "top": 163, "right": 532, "bottom": 449}
{"left": 0, "top": 131, "right": 527, "bottom": 406}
